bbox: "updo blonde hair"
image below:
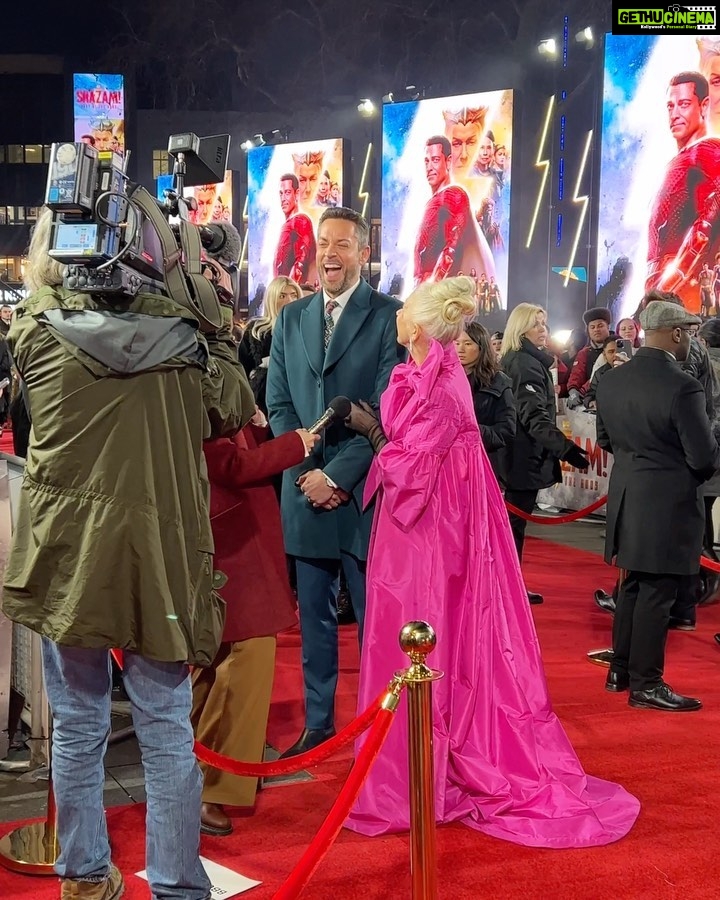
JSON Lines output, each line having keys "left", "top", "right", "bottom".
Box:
{"left": 405, "top": 276, "right": 478, "bottom": 345}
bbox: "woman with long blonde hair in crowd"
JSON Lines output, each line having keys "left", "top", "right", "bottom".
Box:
{"left": 344, "top": 277, "right": 639, "bottom": 848}
{"left": 239, "top": 276, "right": 301, "bottom": 413}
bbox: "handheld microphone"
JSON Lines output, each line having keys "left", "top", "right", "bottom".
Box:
{"left": 199, "top": 222, "right": 242, "bottom": 265}
{"left": 308, "top": 395, "right": 352, "bottom": 434}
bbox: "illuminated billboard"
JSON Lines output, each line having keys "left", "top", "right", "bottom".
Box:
{"left": 597, "top": 35, "right": 720, "bottom": 318}
{"left": 380, "top": 90, "right": 513, "bottom": 313}
{"left": 73, "top": 74, "right": 125, "bottom": 153}
{"left": 247, "top": 138, "right": 345, "bottom": 303}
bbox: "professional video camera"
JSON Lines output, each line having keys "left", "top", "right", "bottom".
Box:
{"left": 42, "top": 132, "right": 239, "bottom": 332}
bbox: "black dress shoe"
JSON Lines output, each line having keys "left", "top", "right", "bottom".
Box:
{"left": 527, "top": 591, "right": 544, "bottom": 605}
{"left": 668, "top": 617, "right": 696, "bottom": 631}
{"left": 593, "top": 589, "right": 616, "bottom": 614}
{"left": 605, "top": 670, "right": 629, "bottom": 692}
{"left": 279, "top": 726, "right": 336, "bottom": 759}
{"left": 587, "top": 648, "right": 614, "bottom": 667}
{"left": 629, "top": 682, "right": 702, "bottom": 712}
{"left": 714, "top": 633, "right": 720, "bottom": 645}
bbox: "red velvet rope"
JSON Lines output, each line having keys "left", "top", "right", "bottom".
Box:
{"left": 505, "top": 495, "right": 608, "bottom": 523}
{"left": 111, "top": 648, "right": 387, "bottom": 777}
{"left": 700, "top": 555, "right": 720, "bottom": 573}
{"left": 194, "top": 688, "right": 387, "bottom": 777}
{"left": 501, "top": 503, "right": 720, "bottom": 573}
{"left": 272, "top": 707, "right": 396, "bottom": 900}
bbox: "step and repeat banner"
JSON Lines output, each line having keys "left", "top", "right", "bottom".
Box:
{"left": 537, "top": 408, "right": 612, "bottom": 515}
{"left": 380, "top": 89, "right": 513, "bottom": 318}
{"left": 597, "top": 35, "right": 720, "bottom": 320}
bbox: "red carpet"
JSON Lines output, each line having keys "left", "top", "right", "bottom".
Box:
{"left": 3, "top": 536, "right": 720, "bottom": 899}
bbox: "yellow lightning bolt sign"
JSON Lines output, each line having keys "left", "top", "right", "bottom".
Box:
{"left": 358, "top": 142, "right": 372, "bottom": 219}
{"left": 239, "top": 195, "right": 249, "bottom": 268}
{"left": 564, "top": 129, "right": 593, "bottom": 287}
{"left": 526, "top": 95, "right": 555, "bottom": 250}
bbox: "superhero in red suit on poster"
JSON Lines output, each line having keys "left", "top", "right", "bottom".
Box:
{"left": 643, "top": 72, "right": 720, "bottom": 315}
{"left": 273, "top": 174, "right": 318, "bottom": 286}
{"left": 413, "top": 135, "right": 495, "bottom": 288}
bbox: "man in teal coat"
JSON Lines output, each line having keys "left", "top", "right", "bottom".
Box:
{"left": 267, "top": 207, "right": 404, "bottom": 755}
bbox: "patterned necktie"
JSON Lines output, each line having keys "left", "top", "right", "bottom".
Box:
{"left": 324, "top": 300, "right": 339, "bottom": 350}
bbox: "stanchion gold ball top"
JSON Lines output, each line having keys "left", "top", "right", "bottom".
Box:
{"left": 399, "top": 621, "right": 436, "bottom": 659}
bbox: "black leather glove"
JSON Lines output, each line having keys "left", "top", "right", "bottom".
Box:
{"left": 564, "top": 443, "right": 590, "bottom": 471}
{"left": 346, "top": 401, "right": 388, "bottom": 453}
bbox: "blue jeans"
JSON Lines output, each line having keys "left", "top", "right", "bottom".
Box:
{"left": 294, "top": 553, "right": 366, "bottom": 730}
{"left": 42, "top": 638, "right": 211, "bottom": 900}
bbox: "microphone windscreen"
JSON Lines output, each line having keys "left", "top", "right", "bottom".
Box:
{"left": 207, "top": 222, "right": 242, "bottom": 265}
{"left": 328, "top": 395, "right": 352, "bottom": 420}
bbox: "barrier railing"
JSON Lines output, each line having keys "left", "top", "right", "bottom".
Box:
{"left": 0, "top": 621, "right": 444, "bottom": 900}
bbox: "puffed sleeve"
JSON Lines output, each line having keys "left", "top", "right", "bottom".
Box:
{"left": 369, "top": 394, "right": 462, "bottom": 531}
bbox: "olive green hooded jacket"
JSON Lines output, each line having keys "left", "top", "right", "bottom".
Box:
{"left": 1, "top": 286, "right": 248, "bottom": 666}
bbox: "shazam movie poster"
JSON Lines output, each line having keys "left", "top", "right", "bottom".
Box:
{"left": 597, "top": 35, "right": 720, "bottom": 319}
{"left": 247, "top": 138, "right": 345, "bottom": 310}
{"left": 380, "top": 90, "right": 513, "bottom": 315}
{"left": 73, "top": 74, "right": 125, "bottom": 153}
{"left": 155, "top": 171, "right": 234, "bottom": 226}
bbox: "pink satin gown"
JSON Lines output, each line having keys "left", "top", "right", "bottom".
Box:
{"left": 345, "top": 338, "right": 640, "bottom": 848}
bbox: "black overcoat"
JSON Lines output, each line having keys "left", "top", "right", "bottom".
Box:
{"left": 596, "top": 347, "right": 720, "bottom": 575}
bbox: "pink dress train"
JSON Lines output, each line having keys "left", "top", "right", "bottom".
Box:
{"left": 345, "top": 339, "right": 639, "bottom": 848}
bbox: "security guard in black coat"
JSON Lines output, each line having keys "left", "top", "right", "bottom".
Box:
{"left": 596, "top": 300, "right": 720, "bottom": 712}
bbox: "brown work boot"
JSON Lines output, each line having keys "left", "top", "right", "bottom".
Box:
{"left": 61, "top": 864, "right": 124, "bottom": 899}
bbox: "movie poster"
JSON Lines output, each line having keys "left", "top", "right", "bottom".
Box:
{"left": 185, "top": 170, "right": 234, "bottom": 225}
{"left": 73, "top": 74, "right": 125, "bottom": 153}
{"left": 154, "top": 172, "right": 233, "bottom": 225}
{"left": 247, "top": 139, "right": 344, "bottom": 310}
{"left": 597, "top": 35, "right": 720, "bottom": 319}
{"left": 381, "top": 90, "right": 513, "bottom": 313}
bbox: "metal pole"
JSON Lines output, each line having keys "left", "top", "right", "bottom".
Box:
{"left": 0, "top": 723, "right": 58, "bottom": 875}
{"left": 398, "top": 621, "right": 443, "bottom": 900}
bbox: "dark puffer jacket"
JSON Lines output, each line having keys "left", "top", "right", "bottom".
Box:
{"left": 500, "top": 338, "right": 577, "bottom": 491}
{"left": 466, "top": 370, "right": 516, "bottom": 483}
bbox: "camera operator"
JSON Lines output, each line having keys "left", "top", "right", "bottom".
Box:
{"left": 595, "top": 300, "right": 720, "bottom": 712}
{"left": 1, "top": 207, "right": 252, "bottom": 900}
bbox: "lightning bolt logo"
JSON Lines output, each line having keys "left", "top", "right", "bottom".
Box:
{"left": 358, "top": 142, "right": 373, "bottom": 219}
{"left": 526, "top": 95, "right": 555, "bottom": 249}
{"left": 240, "top": 195, "right": 249, "bottom": 269}
{"left": 564, "top": 129, "right": 593, "bottom": 287}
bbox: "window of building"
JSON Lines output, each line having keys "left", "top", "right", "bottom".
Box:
{"left": 24, "top": 144, "right": 43, "bottom": 163}
{"left": 43, "top": 144, "right": 52, "bottom": 164}
{"left": 7, "top": 145, "right": 24, "bottom": 164}
{"left": 0, "top": 207, "right": 37, "bottom": 225}
{"left": 0, "top": 257, "right": 24, "bottom": 282}
{"left": 152, "top": 150, "right": 171, "bottom": 180}
{"left": 0, "top": 147, "right": 5, "bottom": 164}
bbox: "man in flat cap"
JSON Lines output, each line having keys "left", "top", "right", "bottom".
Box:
{"left": 567, "top": 306, "right": 612, "bottom": 408}
{"left": 595, "top": 300, "right": 720, "bottom": 711}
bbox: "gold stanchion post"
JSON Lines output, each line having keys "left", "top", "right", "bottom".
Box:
{"left": 0, "top": 728, "right": 58, "bottom": 874}
{"left": 398, "top": 621, "right": 443, "bottom": 900}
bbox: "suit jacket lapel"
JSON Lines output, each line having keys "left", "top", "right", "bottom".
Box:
{"left": 323, "top": 281, "right": 373, "bottom": 372}
{"left": 300, "top": 293, "right": 324, "bottom": 378}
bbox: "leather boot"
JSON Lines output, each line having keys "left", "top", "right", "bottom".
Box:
{"left": 61, "top": 865, "right": 124, "bottom": 900}
{"left": 201, "top": 802, "right": 233, "bottom": 836}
